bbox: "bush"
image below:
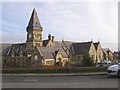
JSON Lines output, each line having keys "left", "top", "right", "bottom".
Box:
{"left": 2, "top": 67, "right": 108, "bottom": 74}
{"left": 81, "top": 52, "right": 94, "bottom": 67}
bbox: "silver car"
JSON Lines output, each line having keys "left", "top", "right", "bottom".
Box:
{"left": 107, "top": 63, "right": 120, "bottom": 77}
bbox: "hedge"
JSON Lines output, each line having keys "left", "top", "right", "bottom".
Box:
{"left": 2, "top": 67, "right": 108, "bottom": 74}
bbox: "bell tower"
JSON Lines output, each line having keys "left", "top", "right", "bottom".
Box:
{"left": 26, "top": 8, "right": 43, "bottom": 52}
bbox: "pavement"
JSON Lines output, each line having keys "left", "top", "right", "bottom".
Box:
{"left": 2, "top": 72, "right": 107, "bottom": 77}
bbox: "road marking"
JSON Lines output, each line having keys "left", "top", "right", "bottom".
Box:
{"left": 23, "top": 79, "right": 38, "bottom": 82}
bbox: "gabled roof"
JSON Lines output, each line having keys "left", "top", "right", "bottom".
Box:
{"left": 54, "top": 41, "right": 63, "bottom": 48}
{"left": 27, "top": 8, "right": 42, "bottom": 30}
{"left": 1, "top": 43, "right": 12, "bottom": 56}
{"left": 62, "top": 41, "right": 74, "bottom": 56}
{"left": 72, "top": 42, "right": 92, "bottom": 55}
{"left": 9, "top": 43, "right": 26, "bottom": 56}
{"left": 43, "top": 40, "right": 49, "bottom": 46}
{"left": 62, "top": 41, "right": 73, "bottom": 49}
{"left": 36, "top": 45, "right": 68, "bottom": 59}
{"left": 93, "top": 42, "right": 99, "bottom": 50}
{"left": 41, "top": 52, "right": 54, "bottom": 59}
{"left": 54, "top": 49, "right": 62, "bottom": 58}
{"left": 102, "top": 48, "right": 111, "bottom": 55}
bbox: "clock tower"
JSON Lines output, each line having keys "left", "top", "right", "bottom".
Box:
{"left": 26, "top": 8, "right": 43, "bottom": 52}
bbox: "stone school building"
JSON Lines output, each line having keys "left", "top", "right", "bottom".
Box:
{"left": 2, "top": 9, "right": 113, "bottom": 69}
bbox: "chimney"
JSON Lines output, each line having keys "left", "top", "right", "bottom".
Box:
{"left": 52, "top": 36, "right": 55, "bottom": 42}
{"left": 48, "top": 34, "right": 52, "bottom": 40}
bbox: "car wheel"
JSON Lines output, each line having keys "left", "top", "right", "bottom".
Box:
{"left": 117, "top": 71, "right": 120, "bottom": 78}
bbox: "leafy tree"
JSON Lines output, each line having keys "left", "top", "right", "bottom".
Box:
{"left": 82, "top": 52, "right": 94, "bottom": 67}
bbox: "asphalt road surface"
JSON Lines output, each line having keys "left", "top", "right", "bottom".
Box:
{"left": 2, "top": 75, "right": 119, "bottom": 88}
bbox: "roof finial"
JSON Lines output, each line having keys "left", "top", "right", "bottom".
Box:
{"left": 62, "top": 37, "right": 64, "bottom": 42}
{"left": 91, "top": 38, "right": 93, "bottom": 42}
{"left": 97, "top": 38, "right": 100, "bottom": 43}
{"left": 33, "top": 8, "right": 35, "bottom": 10}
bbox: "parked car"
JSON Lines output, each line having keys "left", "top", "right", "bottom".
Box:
{"left": 107, "top": 63, "right": 120, "bottom": 77}
{"left": 96, "top": 60, "right": 111, "bottom": 67}
{"left": 101, "top": 60, "right": 111, "bottom": 64}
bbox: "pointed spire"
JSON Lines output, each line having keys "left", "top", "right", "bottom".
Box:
{"left": 27, "top": 8, "right": 42, "bottom": 30}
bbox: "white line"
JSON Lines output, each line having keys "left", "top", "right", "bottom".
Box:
{"left": 23, "top": 79, "right": 38, "bottom": 82}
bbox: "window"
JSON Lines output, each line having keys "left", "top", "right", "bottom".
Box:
{"left": 12, "top": 54, "right": 14, "bottom": 57}
{"left": 28, "top": 54, "right": 31, "bottom": 57}
{"left": 29, "top": 34, "right": 31, "bottom": 38}
{"left": 4, "top": 60, "right": 6, "bottom": 65}
{"left": 20, "top": 54, "right": 23, "bottom": 57}
{"left": 20, "top": 52, "right": 23, "bottom": 57}
{"left": 34, "top": 55, "right": 38, "bottom": 60}
{"left": 36, "top": 43, "right": 40, "bottom": 46}
{"left": 46, "top": 61, "right": 54, "bottom": 66}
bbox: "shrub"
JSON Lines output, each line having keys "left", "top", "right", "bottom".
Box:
{"left": 2, "top": 67, "right": 108, "bottom": 74}
{"left": 81, "top": 52, "right": 94, "bottom": 67}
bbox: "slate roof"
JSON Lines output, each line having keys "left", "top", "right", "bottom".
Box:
{"left": 62, "top": 41, "right": 74, "bottom": 56}
{"left": 72, "top": 42, "right": 92, "bottom": 55}
{"left": 8, "top": 43, "right": 27, "bottom": 56}
{"left": 43, "top": 40, "right": 49, "bottom": 46}
{"left": 41, "top": 52, "right": 54, "bottom": 59}
{"left": 55, "top": 41, "right": 63, "bottom": 47}
{"left": 62, "top": 41, "right": 73, "bottom": 49}
{"left": 27, "top": 8, "right": 42, "bottom": 30}
{"left": 1, "top": 43, "right": 12, "bottom": 56}
{"left": 102, "top": 48, "right": 110, "bottom": 55}
{"left": 36, "top": 45, "right": 68, "bottom": 59}
{"left": 55, "top": 41, "right": 74, "bottom": 56}
{"left": 42, "top": 40, "right": 61, "bottom": 47}
{"left": 2, "top": 40, "right": 97, "bottom": 59}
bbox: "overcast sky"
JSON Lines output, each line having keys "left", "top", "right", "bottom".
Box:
{"left": 1, "top": 0, "right": 119, "bottom": 51}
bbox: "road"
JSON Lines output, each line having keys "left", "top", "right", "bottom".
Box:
{"left": 2, "top": 75, "right": 119, "bottom": 88}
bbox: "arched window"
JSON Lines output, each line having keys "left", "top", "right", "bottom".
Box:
{"left": 29, "top": 34, "right": 31, "bottom": 38}
{"left": 4, "top": 60, "right": 6, "bottom": 65}
{"left": 34, "top": 55, "right": 38, "bottom": 60}
{"left": 11, "top": 54, "right": 14, "bottom": 57}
